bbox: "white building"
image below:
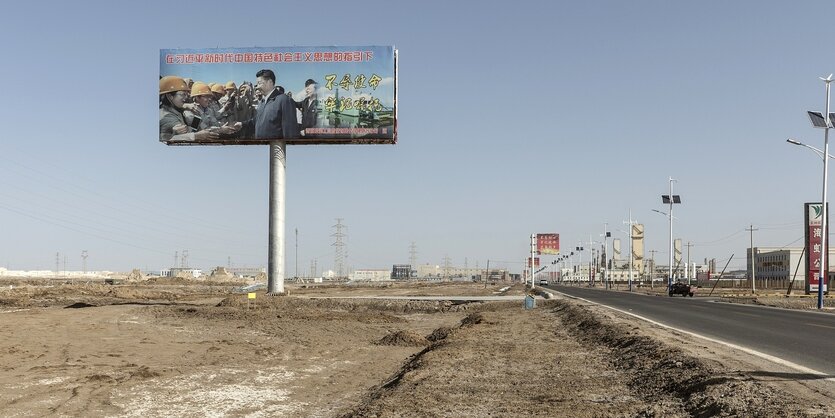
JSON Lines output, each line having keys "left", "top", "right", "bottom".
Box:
{"left": 348, "top": 270, "right": 391, "bottom": 281}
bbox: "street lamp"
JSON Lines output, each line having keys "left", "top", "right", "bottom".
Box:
{"left": 661, "top": 178, "right": 682, "bottom": 293}
{"left": 787, "top": 75, "right": 835, "bottom": 310}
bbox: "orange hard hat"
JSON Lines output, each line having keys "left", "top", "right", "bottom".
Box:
{"left": 190, "top": 82, "right": 212, "bottom": 97}
{"left": 211, "top": 83, "right": 226, "bottom": 95}
{"left": 159, "top": 76, "right": 189, "bottom": 95}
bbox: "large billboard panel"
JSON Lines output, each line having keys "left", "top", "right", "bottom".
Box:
{"left": 536, "top": 233, "right": 560, "bottom": 255}
{"left": 159, "top": 46, "right": 397, "bottom": 145}
{"left": 805, "top": 202, "right": 829, "bottom": 294}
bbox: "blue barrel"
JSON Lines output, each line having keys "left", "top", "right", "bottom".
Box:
{"left": 524, "top": 295, "right": 536, "bottom": 309}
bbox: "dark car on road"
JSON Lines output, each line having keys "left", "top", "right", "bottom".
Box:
{"left": 669, "top": 282, "right": 694, "bottom": 297}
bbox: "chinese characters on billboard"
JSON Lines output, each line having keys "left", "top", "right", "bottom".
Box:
{"left": 527, "top": 257, "right": 541, "bottom": 268}
{"left": 805, "top": 202, "right": 829, "bottom": 293}
{"left": 536, "top": 233, "right": 560, "bottom": 255}
{"left": 159, "top": 46, "right": 397, "bottom": 145}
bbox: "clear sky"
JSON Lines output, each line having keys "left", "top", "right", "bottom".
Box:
{"left": 0, "top": 1, "right": 833, "bottom": 273}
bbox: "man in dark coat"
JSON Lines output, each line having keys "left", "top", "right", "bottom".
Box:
{"left": 296, "top": 78, "right": 320, "bottom": 136}
{"left": 242, "top": 69, "right": 300, "bottom": 140}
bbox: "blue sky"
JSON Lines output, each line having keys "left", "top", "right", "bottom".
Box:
{"left": 0, "top": 1, "right": 833, "bottom": 273}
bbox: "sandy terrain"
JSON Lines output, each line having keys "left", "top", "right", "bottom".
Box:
{"left": 0, "top": 279, "right": 832, "bottom": 417}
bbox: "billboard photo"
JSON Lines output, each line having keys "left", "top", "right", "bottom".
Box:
{"left": 536, "top": 233, "right": 560, "bottom": 255}
{"left": 805, "top": 202, "right": 829, "bottom": 293}
{"left": 159, "top": 46, "right": 397, "bottom": 145}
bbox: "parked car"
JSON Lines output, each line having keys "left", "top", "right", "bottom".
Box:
{"left": 538, "top": 279, "right": 549, "bottom": 286}
{"left": 668, "top": 282, "right": 694, "bottom": 297}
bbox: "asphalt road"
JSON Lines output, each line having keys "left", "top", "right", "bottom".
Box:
{"left": 547, "top": 285, "right": 835, "bottom": 376}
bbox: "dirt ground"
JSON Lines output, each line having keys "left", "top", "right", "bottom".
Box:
{"left": 0, "top": 279, "right": 833, "bottom": 417}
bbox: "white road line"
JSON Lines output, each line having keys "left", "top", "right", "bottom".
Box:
{"left": 555, "top": 291, "right": 834, "bottom": 382}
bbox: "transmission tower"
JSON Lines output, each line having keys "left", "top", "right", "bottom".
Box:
{"left": 55, "top": 252, "right": 60, "bottom": 274}
{"left": 409, "top": 242, "right": 418, "bottom": 267}
{"left": 182, "top": 250, "right": 189, "bottom": 268}
{"left": 174, "top": 251, "right": 178, "bottom": 269}
{"left": 331, "top": 218, "right": 347, "bottom": 278}
{"left": 81, "top": 250, "right": 88, "bottom": 274}
{"left": 443, "top": 254, "right": 452, "bottom": 280}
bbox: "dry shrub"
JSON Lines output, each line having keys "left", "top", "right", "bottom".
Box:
{"left": 376, "top": 330, "right": 429, "bottom": 347}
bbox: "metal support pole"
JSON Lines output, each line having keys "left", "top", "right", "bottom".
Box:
{"left": 820, "top": 77, "right": 832, "bottom": 309}
{"left": 530, "top": 234, "right": 536, "bottom": 289}
{"left": 603, "top": 223, "right": 609, "bottom": 289}
{"left": 629, "top": 210, "right": 633, "bottom": 292}
{"left": 268, "top": 140, "right": 286, "bottom": 295}
{"left": 668, "top": 178, "right": 674, "bottom": 292}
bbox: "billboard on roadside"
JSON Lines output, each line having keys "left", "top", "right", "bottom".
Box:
{"left": 159, "top": 46, "right": 397, "bottom": 145}
{"left": 536, "top": 233, "right": 560, "bottom": 255}
{"left": 805, "top": 202, "right": 829, "bottom": 294}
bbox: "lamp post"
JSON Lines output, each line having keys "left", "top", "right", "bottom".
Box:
{"left": 602, "top": 224, "right": 611, "bottom": 289}
{"left": 786, "top": 74, "right": 834, "bottom": 310}
{"left": 661, "top": 179, "right": 681, "bottom": 293}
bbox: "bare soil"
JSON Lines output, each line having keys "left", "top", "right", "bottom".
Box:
{"left": 0, "top": 279, "right": 832, "bottom": 417}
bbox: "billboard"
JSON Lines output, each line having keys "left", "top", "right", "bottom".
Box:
{"left": 527, "top": 257, "right": 541, "bottom": 268}
{"left": 159, "top": 46, "right": 397, "bottom": 145}
{"left": 805, "top": 202, "right": 829, "bottom": 294}
{"left": 536, "top": 233, "right": 560, "bottom": 255}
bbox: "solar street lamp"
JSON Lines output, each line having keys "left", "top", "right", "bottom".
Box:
{"left": 661, "top": 178, "right": 681, "bottom": 293}
{"left": 788, "top": 74, "right": 835, "bottom": 309}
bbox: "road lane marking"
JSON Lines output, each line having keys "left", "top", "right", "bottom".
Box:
{"left": 805, "top": 323, "right": 835, "bottom": 330}
{"left": 554, "top": 291, "right": 835, "bottom": 382}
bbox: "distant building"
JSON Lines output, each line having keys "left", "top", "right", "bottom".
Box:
{"left": 227, "top": 267, "right": 266, "bottom": 278}
{"left": 391, "top": 264, "right": 413, "bottom": 279}
{"left": 162, "top": 268, "right": 203, "bottom": 278}
{"left": 349, "top": 270, "right": 391, "bottom": 281}
{"left": 747, "top": 247, "right": 835, "bottom": 288}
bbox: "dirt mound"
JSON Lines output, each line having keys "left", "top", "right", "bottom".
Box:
{"left": 64, "top": 302, "right": 96, "bottom": 309}
{"left": 125, "top": 269, "right": 144, "bottom": 282}
{"left": 552, "top": 300, "right": 811, "bottom": 417}
{"left": 376, "top": 330, "right": 429, "bottom": 347}
{"left": 426, "top": 326, "right": 454, "bottom": 342}
{"left": 460, "top": 312, "right": 484, "bottom": 327}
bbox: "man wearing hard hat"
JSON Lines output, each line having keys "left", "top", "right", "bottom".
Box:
{"left": 183, "top": 82, "right": 241, "bottom": 136}
{"left": 159, "top": 76, "right": 220, "bottom": 142}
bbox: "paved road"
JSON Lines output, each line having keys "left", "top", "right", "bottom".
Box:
{"left": 547, "top": 285, "right": 835, "bottom": 376}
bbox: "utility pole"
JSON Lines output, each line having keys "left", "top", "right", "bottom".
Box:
{"left": 648, "top": 249, "right": 659, "bottom": 289}
{"left": 332, "top": 218, "right": 347, "bottom": 278}
{"left": 586, "top": 234, "right": 596, "bottom": 286}
{"left": 409, "top": 242, "right": 417, "bottom": 268}
{"left": 603, "top": 223, "right": 610, "bottom": 289}
{"left": 685, "top": 242, "right": 694, "bottom": 285}
{"left": 623, "top": 210, "right": 637, "bottom": 292}
{"left": 55, "top": 252, "right": 60, "bottom": 275}
{"left": 747, "top": 225, "right": 758, "bottom": 293}
{"left": 81, "top": 250, "right": 88, "bottom": 274}
{"left": 296, "top": 228, "right": 299, "bottom": 279}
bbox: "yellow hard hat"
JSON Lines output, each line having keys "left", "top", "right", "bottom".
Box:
{"left": 225, "top": 81, "right": 237, "bottom": 91}
{"left": 211, "top": 83, "right": 226, "bottom": 95}
{"left": 159, "top": 76, "right": 189, "bottom": 95}
{"left": 190, "top": 82, "right": 212, "bottom": 97}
